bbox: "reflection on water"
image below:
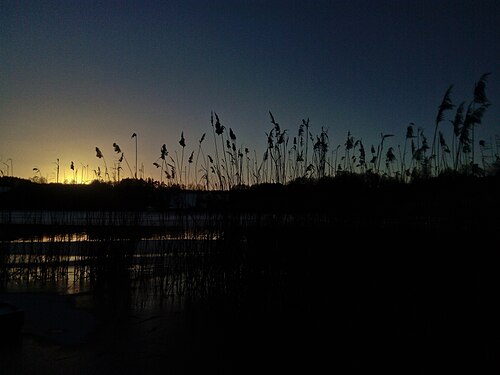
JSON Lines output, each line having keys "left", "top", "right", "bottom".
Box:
{"left": 1, "top": 227, "right": 244, "bottom": 309}
{"left": 1, "top": 217, "right": 498, "bottom": 374}
{"left": 9, "top": 231, "right": 222, "bottom": 243}
{"left": 1, "top": 217, "right": 329, "bottom": 375}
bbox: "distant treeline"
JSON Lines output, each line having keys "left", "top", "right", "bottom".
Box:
{"left": 1, "top": 175, "right": 499, "bottom": 227}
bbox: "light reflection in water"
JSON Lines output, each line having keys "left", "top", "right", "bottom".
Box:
{"left": 0, "top": 228, "right": 243, "bottom": 310}
{"left": 9, "top": 231, "right": 222, "bottom": 243}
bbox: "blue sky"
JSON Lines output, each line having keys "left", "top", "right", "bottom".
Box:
{"left": 1, "top": 0, "right": 499, "bottom": 181}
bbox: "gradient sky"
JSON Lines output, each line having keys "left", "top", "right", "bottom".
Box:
{"left": 1, "top": 0, "right": 499, "bottom": 181}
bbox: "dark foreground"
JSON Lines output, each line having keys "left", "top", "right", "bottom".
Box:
{"left": 1, "top": 227, "right": 499, "bottom": 375}
{"left": 1, "top": 175, "right": 499, "bottom": 373}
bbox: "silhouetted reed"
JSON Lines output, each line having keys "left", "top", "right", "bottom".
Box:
{"left": 20, "top": 73, "right": 485, "bottom": 189}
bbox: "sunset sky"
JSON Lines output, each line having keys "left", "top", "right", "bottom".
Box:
{"left": 1, "top": 0, "right": 499, "bottom": 182}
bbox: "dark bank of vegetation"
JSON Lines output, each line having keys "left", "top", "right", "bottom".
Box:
{"left": 1, "top": 173, "right": 500, "bottom": 215}
{"left": 1, "top": 173, "right": 499, "bottom": 238}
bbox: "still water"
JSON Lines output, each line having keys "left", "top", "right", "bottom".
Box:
{"left": 1, "top": 227, "right": 308, "bottom": 374}
{"left": 1, "top": 222, "right": 498, "bottom": 374}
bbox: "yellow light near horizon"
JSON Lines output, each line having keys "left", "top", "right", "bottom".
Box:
{"left": 59, "top": 163, "right": 93, "bottom": 185}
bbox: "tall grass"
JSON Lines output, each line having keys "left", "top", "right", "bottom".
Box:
{"left": 194, "top": 133, "right": 206, "bottom": 188}
{"left": 18, "top": 74, "right": 496, "bottom": 188}
{"left": 128, "top": 72, "right": 495, "bottom": 186}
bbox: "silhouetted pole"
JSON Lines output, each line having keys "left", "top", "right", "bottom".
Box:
{"left": 132, "top": 132, "right": 137, "bottom": 179}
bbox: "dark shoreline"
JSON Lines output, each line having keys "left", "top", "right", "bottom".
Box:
{"left": 1, "top": 174, "right": 499, "bottom": 374}
{"left": 1, "top": 174, "right": 499, "bottom": 212}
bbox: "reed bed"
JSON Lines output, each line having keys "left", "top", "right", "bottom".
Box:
{"left": 10, "top": 74, "right": 495, "bottom": 187}
{"left": 145, "top": 73, "right": 496, "bottom": 186}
